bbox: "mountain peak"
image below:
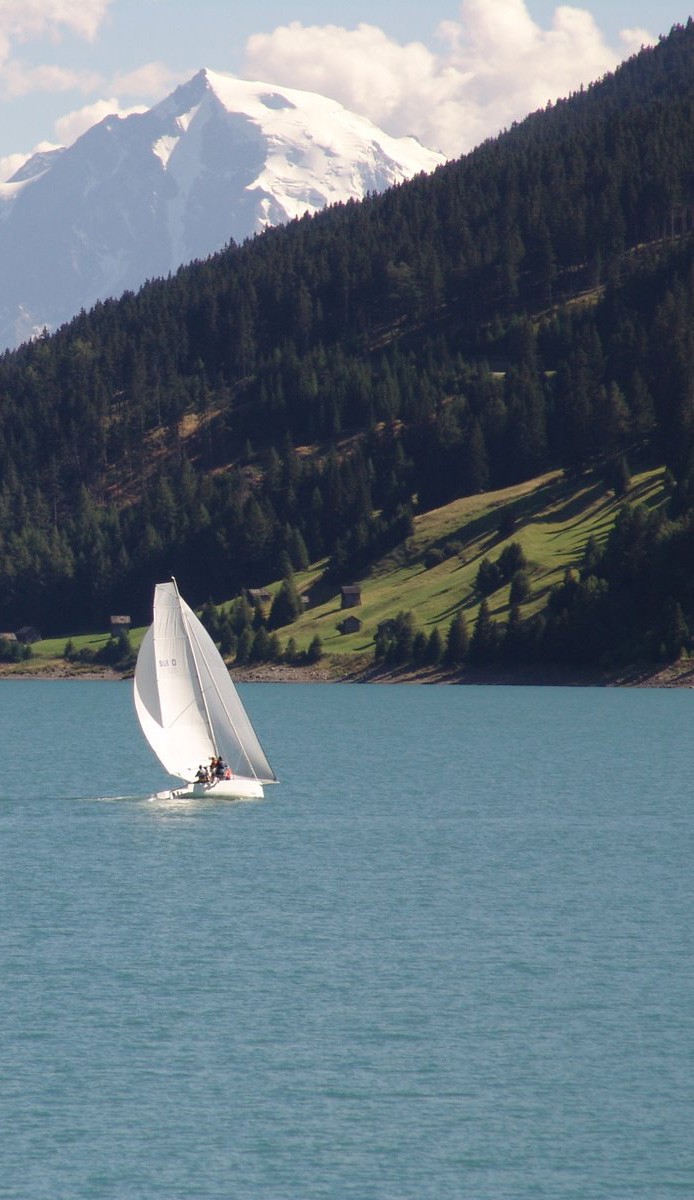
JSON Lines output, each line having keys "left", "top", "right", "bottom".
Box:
{"left": 7, "top": 146, "right": 65, "bottom": 185}
{"left": 0, "top": 69, "right": 444, "bottom": 350}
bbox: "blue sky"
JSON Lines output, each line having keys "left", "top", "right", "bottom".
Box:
{"left": 0, "top": 1, "right": 689, "bottom": 180}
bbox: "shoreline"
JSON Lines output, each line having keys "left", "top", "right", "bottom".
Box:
{"left": 2, "top": 658, "right": 694, "bottom": 688}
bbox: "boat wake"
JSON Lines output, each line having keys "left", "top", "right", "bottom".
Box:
{"left": 73, "top": 793, "right": 148, "bottom": 803}
{"left": 71, "top": 790, "right": 265, "bottom": 808}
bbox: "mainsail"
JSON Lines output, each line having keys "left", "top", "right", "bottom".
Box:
{"left": 134, "top": 580, "right": 276, "bottom": 784}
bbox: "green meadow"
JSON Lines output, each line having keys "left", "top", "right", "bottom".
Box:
{"left": 282, "top": 466, "right": 667, "bottom": 660}
{"left": 24, "top": 465, "right": 667, "bottom": 672}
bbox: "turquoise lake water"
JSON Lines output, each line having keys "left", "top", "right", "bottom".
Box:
{"left": 0, "top": 679, "right": 692, "bottom": 1199}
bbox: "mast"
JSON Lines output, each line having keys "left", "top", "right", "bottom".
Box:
{"left": 183, "top": 611, "right": 265, "bottom": 781}
{"left": 171, "top": 575, "right": 218, "bottom": 758}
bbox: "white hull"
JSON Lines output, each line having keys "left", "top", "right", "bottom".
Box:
{"left": 157, "top": 777, "right": 265, "bottom": 801}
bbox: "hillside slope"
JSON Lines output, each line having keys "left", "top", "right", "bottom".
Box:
{"left": 0, "top": 24, "right": 693, "bottom": 672}
{"left": 262, "top": 466, "right": 668, "bottom": 659}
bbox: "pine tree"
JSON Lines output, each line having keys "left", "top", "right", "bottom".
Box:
{"left": 509, "top": 569, "right": 531, "bottom": 605}
{"left": 477, "top": 557, "right": 503, "bottom": 595}
{"left": 469, "top": 599, "right": 500, "bottom": 665}
{"left": 306, "top": 634, "right": 323, "bottom": 663}
{"left": 288, "top": 526, "right": 310, "bottom": 571}
{"left": 235, "top": 628, "right": 253, "bottom": 665}
{"left": 498, "top": 542, "right": 527, "bottom": 583}
{"left": 268, "top": 576, "right": 302, "bottom": 630}
{"left": 218, "top": 614, "right": 236, "bottom": 658}
{"left": 662, "top": 598, "right": 689, "bottom": 660}
{"left": 504, "top": 602, "right": 525, "bottom": 661}
{"left": 200, "top": 599, "right": 220, "bottom": 641}
{"left": 412, "top": 630, "right": 428, "bottom": 664}
{"left": 463, "top": 419, "right": 489, "bottom": 493}
{"left": 425, "top": 627, "right": 443, "bottom": 665}
{"left": 444, "top": 609, "right": 469, "bottom": 665}
{"left": 251, "top": 627, "right": 271, "bottom": 662}
{"left": 607, "top": 455, "right": 632, "bottom": 497}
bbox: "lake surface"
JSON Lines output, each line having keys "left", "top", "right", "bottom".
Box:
{"left": 0, "top": 679, "right": 692, "bottom": 1199}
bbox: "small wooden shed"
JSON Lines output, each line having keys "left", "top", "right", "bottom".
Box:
{"left": 340, "top": 585, "right": 362, "bottom": 609}
{"left": 340, "top": 615, "right": 362, "bottom": 635}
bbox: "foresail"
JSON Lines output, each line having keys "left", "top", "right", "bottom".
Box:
{"left": 133, "top": 625, "right": 168, "bottom": 763}
{"left": 180, "top": 596, "right": 277, "bottom": 783}
{"left": 134, "top": 583, "right": 215, "bottom": 781}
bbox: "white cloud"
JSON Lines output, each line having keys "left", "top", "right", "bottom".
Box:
{"left": 244, "top": 22, "right": 437, "bottom": 132}
{"left": 243, "top": 1, "right": 656, "bottom": 158}
{"left": 0, "top": 0, "right": 112, "bottom": 49}
{"left": 1, "top": 95, "right": 154, "bottom": 182}
{"left": 54, "top": 97, "right": 147, "bottom": 145}
{"left": 0, "top": 93, "right": 150, "bottom": 181}
{"left": 109, "top": 61, "right": 186, "bottom": 99}
{"left": 619, "top": 26, "right": 655, "bottom": 55}
{"left": 0, "top": 140, "right": 61, "bottom": 184}
{"left": 0, "top": 0, "right": 112, "bottom": 98}
{"left": 0, "top": 59, "right": 101, "bottom": 98}
{"left": 0, "top": 150, "right": 31, "bottom": 182}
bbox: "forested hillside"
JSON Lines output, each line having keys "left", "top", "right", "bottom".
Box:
{"left": 1, "top": 21, "right": 694, "bottom": 670}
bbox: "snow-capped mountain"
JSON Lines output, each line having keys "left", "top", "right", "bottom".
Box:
{"left": 0, "top": 69, "right": 444, "bottom": 350}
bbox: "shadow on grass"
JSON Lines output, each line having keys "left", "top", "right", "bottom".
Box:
{"left": 535, "top": 471, "right": 666, "bottom": 533}
{"left": 412, "top": 478, "right": 565, "bottom": 568}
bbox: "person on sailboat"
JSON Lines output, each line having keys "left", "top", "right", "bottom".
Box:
{"left": 196, "top": 765, "right": 209, "bottom": 783}
{"left": 209, "top": 755, "right": 226, "bottom": 780}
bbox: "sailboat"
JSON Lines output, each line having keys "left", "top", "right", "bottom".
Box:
{"left": 134, "top": 579, "right": 277, "bottom": 799}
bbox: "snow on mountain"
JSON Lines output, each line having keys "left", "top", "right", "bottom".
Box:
{"left": 0, "top": 69, "right": 444, "bottom": 351}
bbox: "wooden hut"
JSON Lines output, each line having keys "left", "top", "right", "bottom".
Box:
{"left": 340, "top": 585, "right": 362, "bottom": 609}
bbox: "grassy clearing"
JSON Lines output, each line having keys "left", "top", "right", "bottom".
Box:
{"left": 277, "top": 465, "right": 667, "bottom": 657}
{"left": 32, "top": 631, "right": 111, "bottom": 660}
{"left": 26, "top": 464, "right": 668, "bottom": 669}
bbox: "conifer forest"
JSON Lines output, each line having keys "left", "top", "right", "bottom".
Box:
{"left": 1, "top": 22, "right": 694, "bottom": 670}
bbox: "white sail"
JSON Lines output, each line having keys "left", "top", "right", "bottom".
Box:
{"left": 134, "top": 580, "right": 276, "bottom": 786}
